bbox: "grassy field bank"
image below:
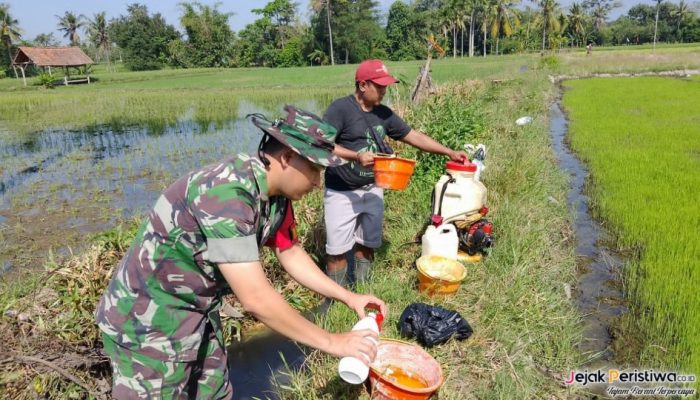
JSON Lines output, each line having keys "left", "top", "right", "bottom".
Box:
{"left": 562, "top": 76, "right": 700, "bottom": 376}
{"left": 0, "top": 45, "right": 699, "bottom": 398}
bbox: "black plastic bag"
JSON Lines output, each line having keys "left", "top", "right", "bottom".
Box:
{"left": 399, "top": 303, "right": 473, "bottom": 347}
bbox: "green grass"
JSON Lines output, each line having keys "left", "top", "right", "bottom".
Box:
{"left": 562, "top": 76, "right": 700, "bottom": 375}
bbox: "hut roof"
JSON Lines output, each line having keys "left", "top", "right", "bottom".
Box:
{"left": 13, "top": 46, "right": 94, "bottom": 67}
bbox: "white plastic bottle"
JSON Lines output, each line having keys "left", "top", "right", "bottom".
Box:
{"left": 338, "top": 312, "right": 383, "bottom": 384}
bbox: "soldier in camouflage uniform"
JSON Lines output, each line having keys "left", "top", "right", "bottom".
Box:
{"left": 95, "top": 105, "right": 388, "bottom": 399}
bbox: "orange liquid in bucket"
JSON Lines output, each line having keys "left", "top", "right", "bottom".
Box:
{"left": 384, "top": 367, "right": 429, "bottom": 389}
{"left": 369, "top": 339, "right": 443, "bottom": 400}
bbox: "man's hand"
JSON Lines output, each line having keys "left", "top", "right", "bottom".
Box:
{"left": 326, "top": 329, "right": 379, "bottom": 366}
{"left": 448, "top": 149, "right": 470, "bottom": 163}
{"left": 357, "top": 151, "right": 376, "bottom": 167}
{"left": 344, "top": 293, "right": 388, "bottom": 319}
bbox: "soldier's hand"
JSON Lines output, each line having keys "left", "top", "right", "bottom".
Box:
{"left": 327, "top": 329, "right": 379, "bottom": 365}
{"left": 346, "top": 293, "right": 388, "bottom": 319}
{"left": 357, "top": 151, "right": 375, "bottom": 167}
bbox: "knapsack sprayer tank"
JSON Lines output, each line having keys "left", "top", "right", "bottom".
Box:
{"left": 427, "top": 160, "right": 494, "bottom": 258}
{"left": 432, "top": 161, "right": 486, "bottom": 222}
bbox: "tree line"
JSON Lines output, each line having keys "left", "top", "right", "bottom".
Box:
{"left": 1, "top": 0, "right": 699, "bottom": 74}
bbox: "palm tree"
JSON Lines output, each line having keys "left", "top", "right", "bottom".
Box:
{"left": 550, "top": 12, "right": 568, "bottom": 50}
{"left": 56, "top": 11, "right": 86, "bottom": 46}
{"left": 311, "top": 0, "right": 334, "bottom": 65}
{"left": 488, "top": 0, "right": 520, "bottom": 55}
{"left": 438, "top": 8, "right": 454, "bottom": 43}
{"left": 480, "top": 5, "right": 490, "bottom": 56}
{"left": 467, "top": 0, "right": 479, "bottom": 57}
{"left": 454, "top": 5, "right": 468, "bottom": 57}
{"left": 1, "top": 3, "right": 22, "bottom": 66}
{"left": 537, "top": 0, "right": 561, "bottom": 51}
{"left": 567, "top": 2, "right": 587, "bottom": 47}
{"left": 89, "top": 12, "right": 111, "bottom": 65}
{"left": 653, "top": 0, "right": 663, "bottom": 51}
{"left": 308, "top": 48, "right": 329, "bottom": 65}
{"left": 581, "top": 0, "right": 621, "bottom": 39}
{"left": 671, "top": 0, "right": 690, "bottom": 42}
{"left": 34, "top": 33, "right": 57, "bottom": 47}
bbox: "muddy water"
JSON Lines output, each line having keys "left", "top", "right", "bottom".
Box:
{"left": 0, "top": 101, "right": 319, "bottom": 273}
{"left": 228, "top": 327, "right": 308, "bottom": 399}
{"left": 549, "top": 101, "right": 626, "bottom": 362}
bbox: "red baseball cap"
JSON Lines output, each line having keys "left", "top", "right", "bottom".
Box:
{"left": 355, "top": 59, "right": 399, "bottom": 86}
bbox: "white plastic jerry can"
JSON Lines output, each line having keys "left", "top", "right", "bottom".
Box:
{"left": 432, "top": 161, "right": 487, "bottom": 223}
{"left": 421, "top": 224, "right": 458, "bottom": 260}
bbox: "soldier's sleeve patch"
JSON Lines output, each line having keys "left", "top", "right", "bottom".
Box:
{"left": 264, "top": 201, "right": 298, "bottom": 251}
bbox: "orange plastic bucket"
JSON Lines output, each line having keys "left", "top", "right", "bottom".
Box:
{"left": 368, "top": 339, "right": 443, "bottom": 400}
{"left": 416, "top": 255, "right": 467, "bottom": 296}
{"left": 373, "top": 156, "right": 416, "bottom": 190}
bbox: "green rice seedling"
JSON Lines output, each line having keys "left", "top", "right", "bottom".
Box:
{"left": 563, "top": 76, "right": 700, "bottom": 375}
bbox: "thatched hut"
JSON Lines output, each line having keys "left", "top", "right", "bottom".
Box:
{"left": 12, "top": 46, "right": 94, "bottom": 86}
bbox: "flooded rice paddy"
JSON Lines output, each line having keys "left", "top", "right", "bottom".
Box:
{"left": 0, "top": 100, "right": 319, "bottom": 274}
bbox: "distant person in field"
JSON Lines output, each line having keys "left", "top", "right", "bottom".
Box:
{"left": 586, "top": 43, "right": 592, "bottom": 55}
{"left": 95, "top": 105, "right": 387, "bottom": 399}
{"left": 322, "top": 59, "right": 469, "bottom": 287}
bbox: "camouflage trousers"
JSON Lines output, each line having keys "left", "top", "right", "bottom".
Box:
{"left": 101, "top": 318, "right": 232, "bottom": 399}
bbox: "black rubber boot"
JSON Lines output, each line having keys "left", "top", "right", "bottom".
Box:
{"left": 353, "top": 257, "right": 372, "bottom": 284}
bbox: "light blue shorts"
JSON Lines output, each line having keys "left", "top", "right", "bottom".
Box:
{"left": 324, "top": 185, "right": 384, "bottom": 255}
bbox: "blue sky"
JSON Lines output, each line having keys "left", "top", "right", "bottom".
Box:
{"left": 8, "top": 0, "right": 656, "bottom": 45}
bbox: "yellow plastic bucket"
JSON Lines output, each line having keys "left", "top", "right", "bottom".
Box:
{"left": 416, "top": 255, "right": 467, "bottom": 296}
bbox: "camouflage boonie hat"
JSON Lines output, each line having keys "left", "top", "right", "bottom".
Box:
{"left": 250, "top": 105, "right": 347, "bottom": 168}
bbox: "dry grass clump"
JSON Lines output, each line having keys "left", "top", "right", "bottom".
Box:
{"left": 0, "top": 243, "right": 120, "bottom": 399}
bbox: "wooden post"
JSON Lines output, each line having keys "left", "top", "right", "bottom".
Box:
{"left": 48, "top": 66, "right": 52, "bottom": 76}
{"left": 12, "top": 65, "right": 18, "bottom": 79}
{"left": 19, "top": 65, "right": 26, "bottom": 86}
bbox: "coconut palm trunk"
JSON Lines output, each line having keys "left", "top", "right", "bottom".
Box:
{"left": 326, "top": 0, "right": 334, "bottom": 65}
{"left": 653, "top": 0, "right": 661, "bottom": 51}
{"left": 5, "top": 39, "right": 11, "bottom": 67}
{"left": 469, "top": 10, "right": 475, "bottom": 57}
{"left": 453, "top": 26, "right": 457, "bottom": 57}
{"left": 542, "top": 24, "right": 546, "bottom": 51}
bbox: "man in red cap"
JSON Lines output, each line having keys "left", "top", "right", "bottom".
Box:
{"left": 323, "top": 59, "right": 469, "bottom": 287}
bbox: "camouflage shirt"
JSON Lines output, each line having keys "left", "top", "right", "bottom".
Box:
{"left": 95, "top": 154, "right": 291, "bottom": 361}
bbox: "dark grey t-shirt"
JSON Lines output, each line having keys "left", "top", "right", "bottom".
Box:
{"left": 323, "top": 95, "right": 411, "bottom": 190}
